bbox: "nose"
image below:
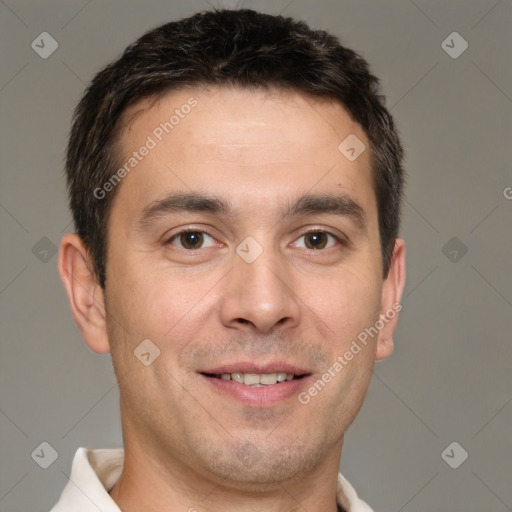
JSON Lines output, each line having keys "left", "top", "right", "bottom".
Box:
{"left": 219, "top": 243, "right": 301, "bottom": 333}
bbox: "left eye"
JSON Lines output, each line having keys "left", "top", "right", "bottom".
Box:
{"left": 292, "top": 231, "right": 339, "bottom": 250}
{"left": 167, "top": 231, "right": 217, "bottom": 250}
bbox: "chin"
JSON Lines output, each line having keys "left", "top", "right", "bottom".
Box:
{"left": 192, "top": 437, "right": 323, "bottom": 489}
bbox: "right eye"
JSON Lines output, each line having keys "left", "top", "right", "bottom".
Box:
{"left": 166, "top": 230, "right": 218, "bottom": 250}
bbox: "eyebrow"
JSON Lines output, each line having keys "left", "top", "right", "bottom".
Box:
{"left": 137, "top": 191, "right": 367, "bottom": 231}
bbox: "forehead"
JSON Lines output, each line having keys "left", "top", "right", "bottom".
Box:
{"left": 112, "top": 86, "right": 376, "bottom": 223}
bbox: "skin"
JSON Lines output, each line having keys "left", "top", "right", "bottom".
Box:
{"left": 59, "top": 86, "right": 405, "bottom": 512}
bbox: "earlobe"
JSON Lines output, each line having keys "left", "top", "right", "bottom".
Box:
{"left": 375, "top": 237, "right": 406, "bottom": 361}
{"left": 376, "top": 337, "right": 393, "bottom": 360}
{"left": 58, "top": 233, "right": 111, "bottom": 354}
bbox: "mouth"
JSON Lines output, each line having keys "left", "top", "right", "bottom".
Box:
{"left": 201, "top": 371, "right": 307, "bottom": 387}
{"left": 198, "top": 364, "right": 311, "bottom": 406}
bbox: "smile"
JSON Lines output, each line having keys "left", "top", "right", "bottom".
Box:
{"left": 203, "top": 372, "right": 304, "bottom": 386}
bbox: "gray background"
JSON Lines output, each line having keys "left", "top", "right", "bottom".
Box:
{"left": 1, "top": 0, "right": 511, "bottom": 510}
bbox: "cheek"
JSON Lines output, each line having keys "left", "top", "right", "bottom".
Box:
{"left": 307, "top": 265, "right": 381, "bottom": 340}
{"left": 108, "top": 261, "right": 216, "bottom": 345}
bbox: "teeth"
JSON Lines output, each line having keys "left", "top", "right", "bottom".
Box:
{"left": 243, "top": 373, "right": 260, "bottom": 385}
{"left": 217, "top": 372, "right": 297, "bottom": 386}
{"left": 260, "top": 373, "right": 277, "bottom": 385}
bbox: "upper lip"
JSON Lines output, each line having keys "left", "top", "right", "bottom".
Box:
{"left": 199, "top": 361, "right": 310, "bottom": 376}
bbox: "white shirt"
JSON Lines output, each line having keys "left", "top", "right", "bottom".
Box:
{"left": 50, "top": 448, "right": 374, "bottom": 511}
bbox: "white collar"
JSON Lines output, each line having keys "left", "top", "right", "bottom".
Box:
{"left": 51, "top": 447, "right": 374, "bottom": 512}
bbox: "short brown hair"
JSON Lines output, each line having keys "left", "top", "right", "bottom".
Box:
{"left": 66, "top": 8, "right": 405, "bottom": 288}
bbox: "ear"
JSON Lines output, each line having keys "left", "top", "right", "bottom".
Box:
{"left": 375, "top": 237, "right": 406, "bottom": 360}
{"left": 58, "top": 233, "right": 111, "bottom": 354}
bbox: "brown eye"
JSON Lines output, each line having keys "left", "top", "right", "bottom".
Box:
{"left": 291, "top": 231, "right": 342, "bottom": 251}
{"left": 304, "top": 232, "right": 329, "bottom": 250}
{"left": 168, "top": 231, "right": 216, "bottom": 250}
{"left": 180, "top": 232, "right": 203, "bottom": 249}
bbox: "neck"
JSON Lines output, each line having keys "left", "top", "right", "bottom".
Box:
{"left": 109, "top": 424, "right": 345, "bottom": 511}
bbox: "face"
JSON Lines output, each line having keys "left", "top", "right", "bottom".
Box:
{"left": 66, "top": 86, "right": 404, "bottom": 487}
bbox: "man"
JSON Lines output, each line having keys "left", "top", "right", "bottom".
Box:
{"left": 54, "top": 8, "right": 406, "bottom": 511}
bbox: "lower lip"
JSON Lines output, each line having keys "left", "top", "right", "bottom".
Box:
{"left": 200, "top": 374, "right": 310, "bottom": 406}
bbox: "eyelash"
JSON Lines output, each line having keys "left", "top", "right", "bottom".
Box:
{"left": 165, "top": 229, "right": 346, "bottom": 251}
